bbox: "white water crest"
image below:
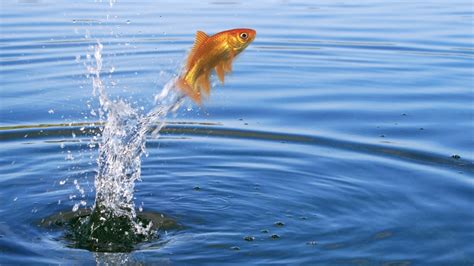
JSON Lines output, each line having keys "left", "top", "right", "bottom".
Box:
{"left": 87, "top": 41, "right": 185, "bottom": 234}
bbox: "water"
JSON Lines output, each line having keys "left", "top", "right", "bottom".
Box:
{"left": 1, "top": 0, "right": 473, "bottom": 264}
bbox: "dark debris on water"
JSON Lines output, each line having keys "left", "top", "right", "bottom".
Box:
{"left": 244, "top": 236, "right": 255, "bottom": 241}
{"left": 271, "top": 234, "right": 280, "bottom": 239}
{"left": 274, "top": 221, "right": 285, "bottom": 227}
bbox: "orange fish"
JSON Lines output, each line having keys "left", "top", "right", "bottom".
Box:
{"left": 176, "top": 28, "right": 256, "bottom": 103}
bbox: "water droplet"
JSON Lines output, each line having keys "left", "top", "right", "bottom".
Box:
{"left": 306, "top": 241, "right": 317, "bottom": 245}
{"left": 261, "top": 229, "right": 269, "bottom": 233}
{"left": 59, "top": 180, "right": 66, "bottom": 185}
{"left": 48, "top": 109, "right": 55, "bottom": 114}
{"left": 126, "top": 20, "right": 131, "bottom": 24}
{"left": 230, "top": 246, "right": 240, "bottom": 250}
{"left": 13, "top": 197, "right": 18, "bottom": 201}
{"left": 451, "top": 154, "right": 461, "bottom": 159}
{"left": 65, "top": 153, "right": 74, "bottom": 161}
{"left": 72, "top": 203, "right": 80, "bottom": 212}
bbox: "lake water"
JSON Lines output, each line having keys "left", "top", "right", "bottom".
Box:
{"left": 1, "top": 0, "right": 473, "bottom": 264}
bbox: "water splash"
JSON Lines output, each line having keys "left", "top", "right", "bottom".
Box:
{"left": 70, "top": 41, "right": 185, "bottom": 251}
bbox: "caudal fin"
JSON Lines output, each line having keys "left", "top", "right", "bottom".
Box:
{"left": 175, "top": 77, "right": 201, "bottom": 104}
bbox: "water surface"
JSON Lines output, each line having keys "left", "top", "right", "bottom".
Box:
{"left": 1, "top": 0, "right": 473, "bottom": 264}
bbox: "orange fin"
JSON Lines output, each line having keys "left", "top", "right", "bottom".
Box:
{"left": 176, "top": 77, "right": 201, "bottom": 104}
{"left": 223, "top": 58, "right": 233, "bottom": 72}
{"left": 187, "top": 31, "right": 209, "bottom": 67}
{"left": 215, "top": 64, "right": 225, "bottom": 84}
{"left": 197, "top": 72, "right": 211, "bottom": 96}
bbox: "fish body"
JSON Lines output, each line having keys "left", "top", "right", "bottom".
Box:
{"left": 176, "top": 28, "right": 256, "bottom": 103}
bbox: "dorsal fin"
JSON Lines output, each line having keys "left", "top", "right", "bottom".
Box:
{"left": 194, "top": 31, "right": 208, "bottom": 47}
{"left": 187, "top": 31, "right": 209, "bottom": 67}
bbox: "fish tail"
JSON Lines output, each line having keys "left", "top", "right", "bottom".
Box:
{"left": 175, "top": 77, "right": 201, "bottom": 104}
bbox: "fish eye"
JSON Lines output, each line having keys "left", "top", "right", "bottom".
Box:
{"left": 240, "top": 32, "right": 248, "bottom": 39}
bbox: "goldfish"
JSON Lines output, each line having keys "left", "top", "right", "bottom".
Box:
{"left": 175, "top": 28, "right": 256, "bottom": 103}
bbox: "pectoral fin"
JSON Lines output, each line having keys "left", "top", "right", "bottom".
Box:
{"left": 223, "top": 58, "right": 233, "bottom": 72}
{"left": 215, "top": 64, "right": 225, "bottom": 84}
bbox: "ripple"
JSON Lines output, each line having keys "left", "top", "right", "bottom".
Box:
{"left": 1, "top": 122, "right": 472, "bottom": 173}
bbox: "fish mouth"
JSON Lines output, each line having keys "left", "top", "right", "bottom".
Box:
{"left": 249, "top": 29, "right": 257, "bottom": 42}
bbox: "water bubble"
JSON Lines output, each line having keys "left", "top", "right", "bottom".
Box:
{"left": 72, "top": 203, "right": 80, "bottom": 212}
{"left": 60, "top": 143, "right": 65, "bottom": 149}
{"left": 59, "top": 180, "right": 66, "bottom": 185}
{"left": 13, "top": 197, "right": 18, "bottom": 202}
{"left": 48, "top": 109, "right": 55, "bottom": 114}
{"left": 126, "top": 20, "right": 131, "bottom": 24}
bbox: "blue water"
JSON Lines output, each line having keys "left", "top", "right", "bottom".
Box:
{"left": 1, "top": 0, "right": 473, "bottom": 264}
